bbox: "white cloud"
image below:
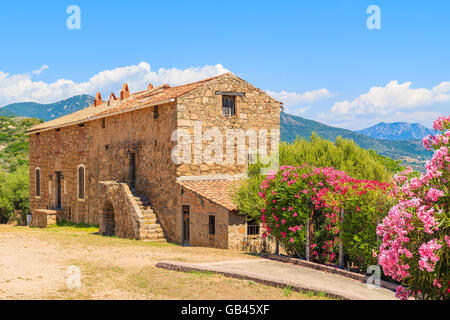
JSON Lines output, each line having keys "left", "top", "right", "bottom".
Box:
{"left": 0, "top": 62, "right": 229, "bottom": 107}
{"left": 331, "top": 80, "right": 450, "bottom": 115}
{"left": 291, "top": 105, "right": 310, "bottom": 116}
{"left": 266, "top": 88, "right": 332, "bottom": 107}
{"left": 32, "top": 65, "right": 49, "bottom": 75}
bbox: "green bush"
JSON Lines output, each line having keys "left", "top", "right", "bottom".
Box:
{"left": 233, "top": 134, "right": 395, "bottom": 222}
{"left": 0, "top": 166, "right": 29, "bottom": 223}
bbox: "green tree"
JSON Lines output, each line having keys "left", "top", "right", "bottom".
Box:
{"left": 0, "top": 166, "right": 29, "bottom": 223}
{"left": 233, "top": 134, "right": 394, "bottom": 221}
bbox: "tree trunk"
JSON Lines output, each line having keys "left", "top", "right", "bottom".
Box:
{"left": 306, "top": 207, "right": 314, "bottom": 261}
{"left": 339, "top": 209, "right": 344, "bottom": 269}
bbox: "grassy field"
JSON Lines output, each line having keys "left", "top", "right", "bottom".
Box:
{"left": 0, "top": 224, "right": 334, "bottom": 300}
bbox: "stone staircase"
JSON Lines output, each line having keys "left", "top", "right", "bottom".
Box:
{"left": 133, "top": 193, "right": 166, "bottom": 242}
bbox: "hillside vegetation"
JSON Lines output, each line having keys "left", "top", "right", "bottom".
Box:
{"left": 0, "top": 95, "right": 93, "bottom": 121}
{"left": 281, "top": 112, "right": 431, "bottom": 171}
{"left": 0, "top": 116, "right": 42, "bottom": 172}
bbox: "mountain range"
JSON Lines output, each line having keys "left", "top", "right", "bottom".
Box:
{"left": 357, "top": 122, "right": 437, "bottom": 140}
{"left": 280, "top": 112, "right": 431, "bottom": 165}
{"left": 0, "top": 95, "right": 433, "bottom": 170}
{"left": 0, "top": 95, "right": 94, "bottom": 121}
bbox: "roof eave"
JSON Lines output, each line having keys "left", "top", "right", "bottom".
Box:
{"left": 26, "top": 98, "right": 176, "bottom": 135}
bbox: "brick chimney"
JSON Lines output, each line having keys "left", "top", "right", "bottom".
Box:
{"left": 120, "top": 83, "right": 130, "bottom": 100}
{"left": 147, "top": 84, "right": 154, "bottom": 90}
{"left": 94, "top": 92, "right": 103, "bottom": 107}
{"left": 109, "top": 93, "right": 117, "bottom": 101}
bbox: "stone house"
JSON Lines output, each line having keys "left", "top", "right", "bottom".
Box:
{"left": 27, "top": 72, "right": 282, "bottom": 251}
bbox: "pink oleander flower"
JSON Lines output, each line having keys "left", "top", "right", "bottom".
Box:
{"left": 396, "top": 286, "right": 411, "bottom": 300}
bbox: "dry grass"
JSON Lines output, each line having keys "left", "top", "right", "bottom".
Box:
{"left": 0, "top": 224, "right": 334, "bottom": 300}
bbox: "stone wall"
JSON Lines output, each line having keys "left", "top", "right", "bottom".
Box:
{"left": 97, "top": 181, "right": 141, "bottom": 239}
{"left": 29, "top": 209, "right": 59, "bottom": 228}
{"left": 87, "top": 102, "right": 179, "bottom": 240}
{"left": 176, "top": 73, "right": 281, "bottom": 177}
{"left": 29, "top": 73, "right": 282, "bottom": 250}
{"left": 29, "top": 124, "right": 91, "bottom": 223}
{"left": 180, "top": 187, "right": 230, "bottom": 248}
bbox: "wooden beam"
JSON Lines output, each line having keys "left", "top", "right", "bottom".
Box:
{"left": 215, "top": 91, "right": 245, "bottom": 96}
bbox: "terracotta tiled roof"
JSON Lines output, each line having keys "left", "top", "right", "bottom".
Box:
{"left": 27, "top": 73, "right": 231, "bottom": 133}
{"left": 177, "top": 179, "right": 242, "bottom": 211}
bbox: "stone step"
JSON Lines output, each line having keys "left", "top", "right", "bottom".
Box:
{"left": 142, "top": 212, "right": 156, "bottom": 219}
{"left": 143, "top": 230, "right": 163, "bottom": 236}
{"left": 140, "top": 206, "right": 153, "bottom": 212}
{"left": 142, "top": 238, "right": 167, "bottom": 243}
{"left": 141, "top": 234, "right": 165, "bottom": 241}
{"left": 145, "top": 223, "right": 162, "bottom": 230}
{"left": 135, "top": 200, "right": 150, "bottom": 206}
{"left": 142, "top": 218, "right": 157, "bottom": 224}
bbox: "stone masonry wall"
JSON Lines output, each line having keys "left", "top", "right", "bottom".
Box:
{"left": 175, "top": 73, "right": 281, "bottom": 177}
{"left": 180, "top": 187, "right": 230, "bottom": 248}
{"left": 29, "top": 124, "right": 90, "bottom": 223}
{"left": 29, "top": 73, "right": 282, "bottom": 249}
{"left": 87, "top": 102, "right": 179, "bottom": 240}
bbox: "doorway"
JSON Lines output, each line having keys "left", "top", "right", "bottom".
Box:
{"left": 55, "top": 172, "right": 62, "bottom": 209}
{"left": 102, "top": 201, "right": 115, "bottom": 236}
{"left": 129, "top": 152, "right": 136, "bottom": 190}
{"left": 182, "top": 205, "right": 190, "bottom": 245}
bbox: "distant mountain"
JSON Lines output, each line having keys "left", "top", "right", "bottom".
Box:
{"left": 0, "top": 94, "right": 433, "bottom": 171}
{"left": 0, "top": 95, "right": 94, "bottom": 121}
{"left": 357, "top": 122, "right": 437, "bottom": 140}
{"left": 281, "top": 112, "right": 432, "bottom": 170}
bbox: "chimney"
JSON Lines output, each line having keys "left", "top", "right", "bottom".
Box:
{"left": 147, "top": 84, "right": 154, "bottom": 90}
{"left": 120, "top": 83, "right": 130, "bottom": 100}
{"left": 109, "top": 93, "right": 117, "bottom": 101}
{"left": 94, "top": 92, "right": 103, "bottom": 107}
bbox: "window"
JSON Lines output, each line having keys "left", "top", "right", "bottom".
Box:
{"left": 78, "top": 165, "right": 85, "bottom": 199}
{"left": 153, "top": 106, "right": 159, "bottom": 119}
{"left": 102, "top": 118, "right": 106, "bottom": 128}
{"left": 35, "top": 168, "right": 41, "bottom": 197}
{"left": 208, "top": 215, "right": 215, "bottom": 235}
{"left": 222, "top": 95, "right": 236, "bottom": 117}
{"left": 247, "top": 220, "right": 260, "bottom": 235}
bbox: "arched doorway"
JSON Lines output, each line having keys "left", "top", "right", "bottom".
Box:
{"left": 102, "top": 201, "right": 115, "bottom": 236}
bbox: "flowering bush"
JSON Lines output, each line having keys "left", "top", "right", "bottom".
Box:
{"left": 259, "top": 164, "right": 393, "bottom": 269}
{"left": 377, "top": 116, "right": 450, "bottom": 300}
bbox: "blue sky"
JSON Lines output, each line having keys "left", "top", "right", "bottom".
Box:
{"left": 0, "top": 0, "right": 449, "bottom": 129}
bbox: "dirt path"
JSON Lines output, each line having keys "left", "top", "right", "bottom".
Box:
{"left": 0, "top": 225, "right": 332, "bottom": 300}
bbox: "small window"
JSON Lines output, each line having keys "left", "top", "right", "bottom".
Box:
{"left": 247, "top": 220, "right": 260, "bottom": 235}
{"left": 153, "top": 106, "right": 159, "bottom": 119}
{"left": 35, "top": 168, "right": 41, "bottom": 197}
{"left": 102, "top": 118, "right": 106, "bottom": 128}
{"left": 222, "top": 95, "right": 236, "bottom": 117}
{"left": 209, "top": 215, "right": 215, "bottom": 235}
{"left": 78, "top": 165, "right": 85, "bottom": 199}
